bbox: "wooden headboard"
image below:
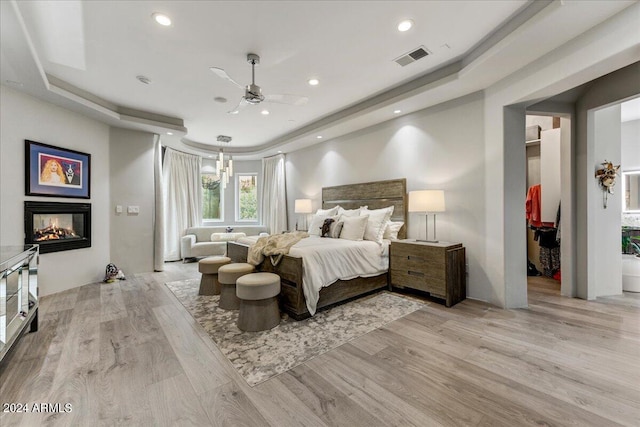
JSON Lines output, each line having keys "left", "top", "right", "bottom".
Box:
{"left": 322, "top": 178, "right": 407, "bottom": 239}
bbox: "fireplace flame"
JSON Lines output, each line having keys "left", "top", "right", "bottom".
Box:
{"left": 34, "top": 217, "right": 79, "bottom": 242}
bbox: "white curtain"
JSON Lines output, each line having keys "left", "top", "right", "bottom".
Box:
{"left": 153, "top": 135, "right": 164, "bottom": 271}
{"left": 163, "top": 148, "right": 202, "bottom": 261}
{"left": 261, "top": 154, "right": 288, "bottom": 234}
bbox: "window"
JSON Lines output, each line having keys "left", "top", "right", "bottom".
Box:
{"left": 202, "top": 172, "right": 223, "bottom": 221}
{"left": 237, "top": 174, "right": 258, "bottom": 221}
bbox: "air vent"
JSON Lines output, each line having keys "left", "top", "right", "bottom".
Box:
{"left": 394, "top": 46, "right": 431, "bottom": 67}
{"left": 217, "top": 135, "right": 232, "bottom": 143}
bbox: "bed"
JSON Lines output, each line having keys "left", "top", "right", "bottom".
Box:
{"left": 227, "top": 178, "right": 407, "bottom": 320}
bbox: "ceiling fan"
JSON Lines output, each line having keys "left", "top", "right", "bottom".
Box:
{"left": 210, "top": 53, "right": 308, "bottom": 114}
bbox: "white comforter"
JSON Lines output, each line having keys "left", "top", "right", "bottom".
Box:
{"left": 236, "top": 235, "right": 389, "bottom": 315}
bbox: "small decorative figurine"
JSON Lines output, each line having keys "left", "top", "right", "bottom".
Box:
{"left": 595, "top": 160, "right": 620, "bottom": 208}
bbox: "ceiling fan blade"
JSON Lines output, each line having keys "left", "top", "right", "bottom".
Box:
{"left": 210, "top": 67, "right": 244, "bottom": 89}
{"left": 265, "top": 94, "right": 308, "bottom": 106}
{"left": 228, "top": 97, "right": 250, "bottom": 114}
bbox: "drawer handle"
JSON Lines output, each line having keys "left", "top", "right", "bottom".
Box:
{"left": 407, "top": 271, "right": 424, "bottom": 277}
{"left": 407, "top": 255, "right": 425, "bottom": 262}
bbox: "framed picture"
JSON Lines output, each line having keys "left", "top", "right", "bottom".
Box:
{"left": 25, "top": 140, "right": 91, "bottom": 199}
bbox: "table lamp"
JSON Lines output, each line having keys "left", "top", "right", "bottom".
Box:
{"left": 294, "top": 199, "right": 312, "bottom": 231}
{"left": 408, "top": 190, "right": 445, "bottom": 242}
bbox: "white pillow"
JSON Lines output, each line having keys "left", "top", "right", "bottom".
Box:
{"left": 361, "top": 206, "right": 394, "bottom": 244}
{"left": 315, "top": 206, "right": 339, "bottom": 216}
{"left": 211, "top": 232, "right": 246, "bottom": 242}
{"left": 383, "top": 221, "right": 404, "bottom": 240}
{"left": 337, "top": 206, "right": 362, "bottom": 217}
{"left": 340, "top": 215, "right": 369, "bottom": 241}
{"left": 308, "top": 214, "right": 338, "bottom": 236}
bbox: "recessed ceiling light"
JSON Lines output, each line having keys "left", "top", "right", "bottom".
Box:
{"left": 278, "top": 150, "right": 282, "bottom": 153}
{"left": 397, "top": 19, "right": 413, "bottom": 32}
{"left": 208, "top": 155, "right": 213, "bottom": 158}
{"left": 152, "top": 13, "right": 171, "bottom": 26}
{"left": 261, "top": 110, "right": 270, "bottom": 115}
{"left": 136, "top": 75, "right": 152, "bottom": 84}
{"left": 166, "top": 132, "right": 173, "bottom": 135}
{"left": 316, "top": 135, "right": 323, "bottom": 139}
{"left": 393, "top": 110, "right": 402, "bottom": 114}
{"left": 308, "top": 78, "right": 319, "bottom": 86}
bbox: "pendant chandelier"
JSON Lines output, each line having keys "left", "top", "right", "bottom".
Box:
{"left": 216, "top": 150, "right": 233, "bottom": 189}
{"left": 216, "top": 135, "right": 233, "bottom": 189}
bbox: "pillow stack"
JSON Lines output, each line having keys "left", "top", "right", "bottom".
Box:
{"left": 306, "top": 204, "right": 402, "bottom": 243}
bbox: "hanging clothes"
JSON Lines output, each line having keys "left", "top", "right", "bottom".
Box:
{"left": 526, "top": 184, "right": 542, "bottom": 227}
{"left": 540, "top": 246, "right": 561, "bottom": 277}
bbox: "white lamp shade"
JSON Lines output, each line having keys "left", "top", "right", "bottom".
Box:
{"left": 408, "top": 190, "right": 445, "bottom": 213}
{"left": 294, "top": 199, "right": 313, "bottom": 214}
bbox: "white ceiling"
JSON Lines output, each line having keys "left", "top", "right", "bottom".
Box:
{"left": 1, "top": 0, "right": 636, "bottom": 159}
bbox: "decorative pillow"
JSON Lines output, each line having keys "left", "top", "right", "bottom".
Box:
{"left": 308, "top": 214, "right": 338, "bottom": 236}
{"left": 315, "top": 206, "right": 339, "bottom": 216}
{"left": 361, "top": 206, "right": 394, "bottom": 244}
{"left": 320, "top": 218, "right": 335, "bottom": 237}
{"left": 383, "top": 221, "right": 404, "bottom": 240}
{"left": 340, "top": 215, "right": 369, "bottom": 241}
{"left": 211, "top": 232, "right": 246, "bottom": 242}
{"left": 329, "top": 221, "right": 344, "bottom": 238}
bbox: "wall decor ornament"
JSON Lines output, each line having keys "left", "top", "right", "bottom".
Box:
{"left": 25, "top": 140, "right": 91, "bottom": 199}
{"left": 595, "top": 160, "right": 620, "bottom": 208}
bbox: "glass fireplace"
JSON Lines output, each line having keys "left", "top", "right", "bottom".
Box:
{"left": 24, "top": 201, "right": 91, "bottom": 253}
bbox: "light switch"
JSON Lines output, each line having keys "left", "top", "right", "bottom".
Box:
{"left": 127, "top": 205, "right": 140, "bottom": 214}
{"left": 116, "top": 205, "right": 123, "bottom": 214}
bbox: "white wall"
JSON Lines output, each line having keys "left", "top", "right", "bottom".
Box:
{"left": 590, "top": 105, "right": 622, "bottom": 297}
{"left": 0, "top": 85, "right": 110, "bottom": 296}
{"left": 540, "top": 128, "right": 561, "bottom": 223}
{"left": 109, "top": 128, "right": 155, "bottom": 275}
{"left": 286, "top": 92, "right": 489, "bottom": 301}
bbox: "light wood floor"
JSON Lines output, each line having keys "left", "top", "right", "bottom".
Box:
{"left": 1, "top": 264, "right": 639, "bottom": 426}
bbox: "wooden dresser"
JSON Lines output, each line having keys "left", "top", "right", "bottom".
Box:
{"left": 390, "top": 240, "right": 466, "bottom": 307}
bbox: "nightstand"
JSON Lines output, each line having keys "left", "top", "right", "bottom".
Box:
{"left": 390, "top": 239, "right": 466, "bottom": 307}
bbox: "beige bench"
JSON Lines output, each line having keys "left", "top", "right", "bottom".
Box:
{"left": 217, "top": 263, "right": 255, "bottom": 310}
{"left": 197, "top": 256, "right": 231, "bottom": 295}
{"left": 236, "top": 272, "right": 281, "bottom": 332}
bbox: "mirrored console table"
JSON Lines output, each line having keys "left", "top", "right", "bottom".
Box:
{"left": 0, "top": 244, "right": 38, "bottom": 362}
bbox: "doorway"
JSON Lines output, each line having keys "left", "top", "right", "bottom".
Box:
{"left": 524, "top": 114, "right": 570, "bottom": 297}
{"left": 505, "top": 62, "right": 639, "bottom": 308}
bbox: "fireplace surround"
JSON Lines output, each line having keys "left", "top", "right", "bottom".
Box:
{"left": 24, "top": 201, "right": 91, "bottom": 254}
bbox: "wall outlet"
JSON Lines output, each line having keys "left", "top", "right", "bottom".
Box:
{"left": 127, "top": 205, "right": 140, "bottom": 214}
{"left": 115, "top": 205, "right": 123, "bottom": 214}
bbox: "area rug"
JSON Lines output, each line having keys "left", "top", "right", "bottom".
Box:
{"left": 165, "top": 279, "right": 424, "bottom": 386}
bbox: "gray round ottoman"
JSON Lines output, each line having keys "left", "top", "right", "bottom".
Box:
{"left": 236, "top": 272, "right": 281, "bottom": 332}
{"left": 218, "top": 263, "right": 254, "bottom": 310}
{"left": 198, "top": 256, "right": 231, "bottom": 295}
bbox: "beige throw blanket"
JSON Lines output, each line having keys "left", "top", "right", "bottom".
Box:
{"left": 248, "top": 231, "right": 309, "bottom": 266}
